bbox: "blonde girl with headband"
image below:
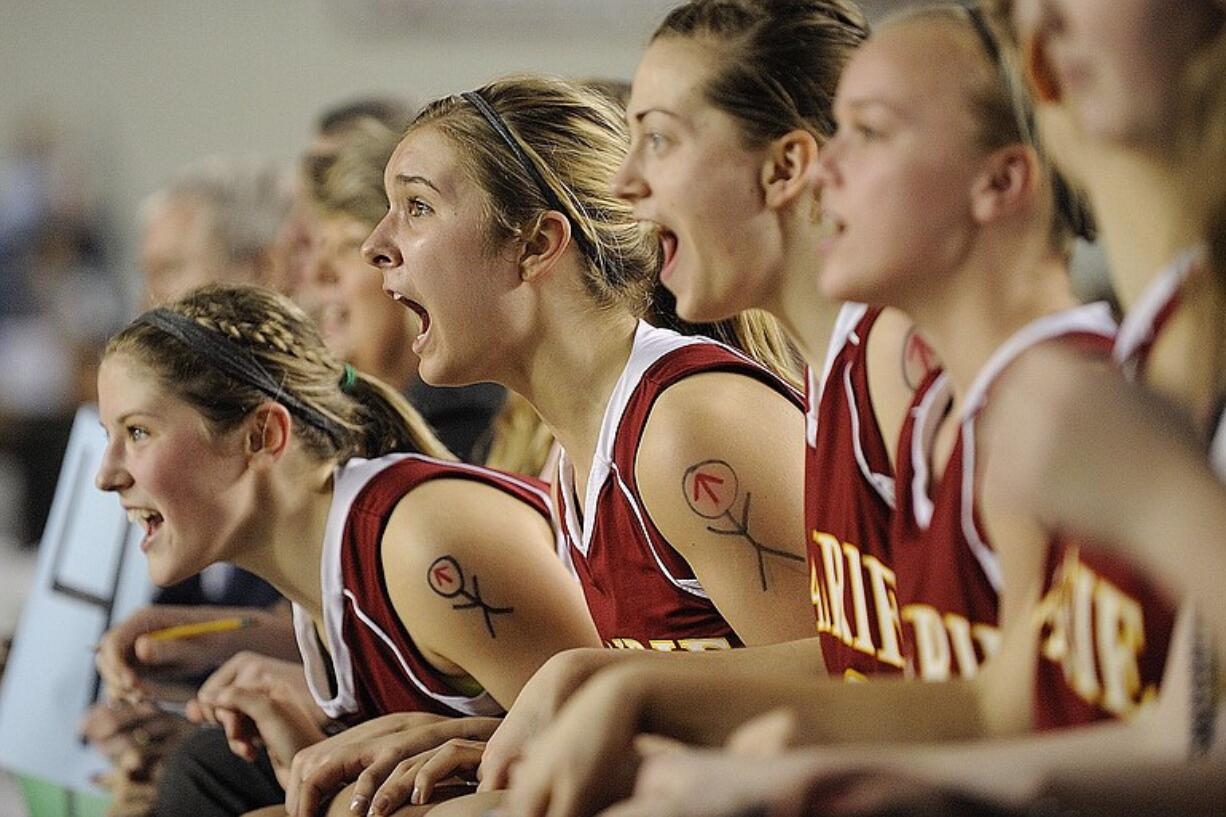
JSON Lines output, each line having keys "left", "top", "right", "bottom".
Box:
{"left": 93, "top": 284, "right": 600, "bottom": 814}
{"left": 326, "top": 74, "right": 815, "bottom": 815}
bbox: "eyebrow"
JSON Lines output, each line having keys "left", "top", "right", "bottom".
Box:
{"left": 631, "top": 107, "right": 682, "bottom": 124}
{"left": 844, "top": 97, "right": 908, "bottom": 118}
{"left": 393, "top": 173, "right": 441, "bottom": 193}
{"left": 111, "top": 411, "right": 160, "bottom": 426}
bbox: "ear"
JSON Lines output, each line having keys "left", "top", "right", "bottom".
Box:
{"left": 518, "top": 211, "right": 574, "bottom": 282}
{"left": 760, "top": 129, "right": 821, "bottom": 210}
{"left": 970, "top": 144, "right": 1036, "bottom": 226}
{"left": 245, "top": 402, "right": 294, "bottom": 468}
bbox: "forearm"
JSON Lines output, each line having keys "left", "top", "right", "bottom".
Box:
{"left": 609, "top": 663, "right": 985, "bottom": 748}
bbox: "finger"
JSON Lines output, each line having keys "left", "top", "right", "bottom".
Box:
{"left": 727, "top": 709, "right": 796, "bottom": 756}
{"left": 293, "top": 748, "right": 371, "bottom": 817}
{"left": 630, "top": 734, "right": 686, "bottom": 758}
{"left": 351, "top": 754, "right": 407, "bottom": 816}
{"left": 216, "top": 708, "right": 259, "bottom": 763}
{"left": 477, "top": 748, "right": 514, "bottom": 793}
{"left": 413, "top": 741, "right": 483, "bottom": 805}
{"left": 368, "top": 758, "right": 420, "bottom": 815}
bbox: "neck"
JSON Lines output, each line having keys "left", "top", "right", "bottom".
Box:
{"left": 364, "top": 338, "right": 419, "bottom": 392}
{"left": 761, "top": 220, "right": 843, "bottom": 372}
{"left": 905, "top": 237, "right": 1079, "bottom": 411}
{"left": 230, "top": 455, "right": 334, "bottom": 622}
{"left": 1082, "top": 148, "right": 1209, "bottom": 309}
{"left": 501, "top": 290, "right": 639, "bottom": 481}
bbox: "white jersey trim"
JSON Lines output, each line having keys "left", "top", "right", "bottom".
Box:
{"left": 557, "top": 320, "right": 708, "bottom": 560}
{"left": 293, "top": 453, "right": 511, "bottom": 720}
{"left": 956, "top": 303, "right": 1117, "bottom": 594}
{"left": 1212, "top": 411, "right": 1226, "bottom": 483}
{"left": 1113, "top": 246, "right": 1205, "bottom": 372}
{"left": 806, "top": 303, "right": 895, "bottom": 507}
{"left": 908, "top": 371, "right": 952, "bottom": 531}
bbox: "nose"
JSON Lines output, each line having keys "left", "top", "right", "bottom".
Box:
{"left": 362, "top": 216, "right": 402, "bottom": 272}
{"left": 611, "top": 152, "right": 648, "bottom": 203}
{"left": 95, "top": 440, "right": 132, "bottom": 493}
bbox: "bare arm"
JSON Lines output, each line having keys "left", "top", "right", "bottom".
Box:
{"left": 383, "top": 477, "right": 601, "bottom": 710}
{"left": 636, "top": 371, "right": 815, "bottom": 647}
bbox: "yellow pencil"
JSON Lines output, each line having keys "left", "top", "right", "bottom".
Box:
{"left": 145, "top": 616, "right": 256, "bottom": 641}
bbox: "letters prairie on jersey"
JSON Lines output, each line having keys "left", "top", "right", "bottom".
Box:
{"left": 0, "top": 406, "right": 153, "bottom": 792}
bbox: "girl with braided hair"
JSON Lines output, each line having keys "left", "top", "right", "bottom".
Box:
{"left": 93, "top": 283, "right": 600, "bottom": 813}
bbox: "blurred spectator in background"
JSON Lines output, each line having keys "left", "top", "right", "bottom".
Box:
{"left": 140, "top": 155, "right": 290, "bottom": 308}
{"left": 0, "top": 113, "right": 122, "bottom": 547}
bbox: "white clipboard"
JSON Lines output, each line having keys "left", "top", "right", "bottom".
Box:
{"left": 0, "top": 405, "right": 154, "bottom": 791}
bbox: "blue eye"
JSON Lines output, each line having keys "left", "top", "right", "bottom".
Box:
{"left": 407, "top": 198, "right": 433, "bottom": 217}
{"left": 645, "top": 132, "right": 669, "bottom": 152}
{"left": 127, "top": 425, "right": 149, "bottom": 442}
{"left": 855, "top": 124, "right": 881, "bottom": 141}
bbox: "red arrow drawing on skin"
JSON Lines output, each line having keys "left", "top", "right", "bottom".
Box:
{"left": 432, "top": 565, "right": 454, "bottom": 587}
{"left": 692, "top": 471, "right": 725, "bottom": 504}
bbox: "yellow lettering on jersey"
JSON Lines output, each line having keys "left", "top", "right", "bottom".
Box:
{"left": 812, "top": 532, "right": 905, "bottom": 668}
{"left": 863, "top": 555, "right": 905, "bottom": 668}
{"left": 810, "top": 559, "right": 831, "bottom": 632}
{"left": 606, "top": 637, "right": 732, "bottom": 652}
{"left": 903, "top": 604, "right": 951, "bottom": 681}
{"left": 1037, "top": 547, "right": 1152, "bottom": 717}
{"left": 903, "top": 605, "right": 1001, "bottom": 681}
{"left": 842, "top": 542, "right": 875, "bottom": 655}
{"left": 944, "top": 613, "right": 979, "bottom": 678}
{"left": 815, "top": 532, "right": 852, "bottom": 645}
{"left": 1095, "top": 582, "right": 1145, "bottom": 716}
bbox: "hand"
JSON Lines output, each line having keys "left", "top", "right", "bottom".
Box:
{"left": 80, "top": 701, "right": 193, "bottom": 779}
{"left": 190, "top": 651, "right": 321, "bottom": 728}
{"left": 359, "top": 737, "right": 484, "bottom": 815}
{"left": 209, "top": 683, "right": 327, "bottom": 787}
{"left": 96, "top": 605, "right": 282, "bottom": 702}
{"left": 500, "top": 667, "right": 643, "bottom": 817}
{"left": 285, "top": 714, "right": 497, "bottom": 817}
{"left": 93, "top": 767, "right": 159, "bottom": 817}
{"left": 479, "top": 649, "right": 605, "bottom": 793}
{"left": 594, "top": 746, "right": 818, "bottom": 817}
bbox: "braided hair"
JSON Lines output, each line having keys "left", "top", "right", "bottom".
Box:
{"left": 106, "top": 283, "right": 451, "bottom": 463}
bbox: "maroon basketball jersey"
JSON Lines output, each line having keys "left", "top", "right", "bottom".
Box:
{"left": 894, "top": 304, "right": 1116, "bottom": 683}
{"left": 1035, "top": 251, "right": 1208, "bottom": 729}
{"left": 805, "top": 304, "right": 906, "bottom": 678}
{"left": 294, "top": 454, "right": 555, "bottom": 724}
{"left": 555, "top": 321, "right": 804, "bottom": 652}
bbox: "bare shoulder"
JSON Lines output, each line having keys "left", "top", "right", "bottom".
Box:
{"left": 382, "top": 476, "right": 554, "bottom": 576}
{"left": 864, "top": 307, "right": 929, "bottom": 467}
{"left": 639, "top": 369, "right": 802, "bottom": 466}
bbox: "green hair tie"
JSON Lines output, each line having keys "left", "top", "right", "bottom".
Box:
{"left": 339, "top": 363, "right": 358, "bottom": 393}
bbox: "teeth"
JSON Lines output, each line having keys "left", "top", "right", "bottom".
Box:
{"left": 126, "top": 508, "right": 162, "bottom": 532}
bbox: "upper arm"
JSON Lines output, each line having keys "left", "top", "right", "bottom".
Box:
{"left": 380, "top": 479, "right": 600, "bottom": 709}
{"left": 635, "top": 372, "right": 814, "bottom": 647}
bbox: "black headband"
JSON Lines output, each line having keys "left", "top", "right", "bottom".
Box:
{"left": 460, "top": 90, "right": 604, "bottom": 267}
{"left": 134, "top": 308, "right": 346, "bottom": 443}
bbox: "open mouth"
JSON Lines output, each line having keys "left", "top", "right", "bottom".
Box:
{"left": 387, "top": 290, "right": 431, "bottom": 348}
{"left": 126, "top": 508, "right": 164, "bottom": 549}
{"left": 658, "top": 229, "right": 679, "bottom": 282}
{"left": 817, "top": 210, "right": 846, "bottom": 251}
